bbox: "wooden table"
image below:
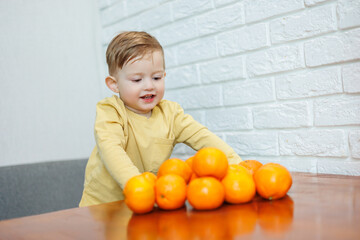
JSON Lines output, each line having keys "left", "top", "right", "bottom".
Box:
{"left": 0, "top": 172, "right": 359, "bottom": 240}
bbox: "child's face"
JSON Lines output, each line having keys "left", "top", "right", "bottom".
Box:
{"left": 114, "top": 51, "right": 165, "bottom": 117}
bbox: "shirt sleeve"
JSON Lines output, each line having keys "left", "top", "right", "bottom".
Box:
{"left": 94, "top": 100, "right": 141, "bottom": 189}
{"left": 173, "top": 103, "right": 242, "bottom": 164}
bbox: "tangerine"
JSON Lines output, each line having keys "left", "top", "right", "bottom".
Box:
{"left": 187, "top": 177, "right": 225, "bottom": 210}
{"left": 157, "top": 158, "right": 192, "bottom": 183}
{"left": 185, "top": 156, "right": 194, "bottom": 168}
{"left": 141, "top": 172, "right": 157, "bottom": 185}
{"left": 192, "top": 147, "right": 228, "bottom": 180}
{"left": 239, "top": 160, "right": 263, "bottom": 175}
{"left": 155, "top": 174, "right": 187, "bottom": 210}
{"left": 123, "top": 175, "right": 155, "bottom": 214}
{"left": 189, "top": 172, "right": 198, "bottom": 182}
{"left": 229, "top": 164, "right": 252, "bottom": 174}
{"left": 222, "top": 165, "right": 256, "bottom": 204}
{"left": 254, "top": 163, "right": 292, "bottom": 200}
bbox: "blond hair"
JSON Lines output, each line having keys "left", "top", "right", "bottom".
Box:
{"left": 106, "top": 31, "right": 164, "bottom": 76}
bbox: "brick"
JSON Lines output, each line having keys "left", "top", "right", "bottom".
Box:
{"left": 205, "top": 107, "right": 252, "bottom": 131}
{"left": 170, "top": 152, "right": 195, "bottom": 160}
{"left": 199, "top": 55, "right": 244, "bottom": 84}
{"left": 314, "top": 96, "right": 360, "bottom": 126}
{"left": 223, "top": 77, "right": 274, "bottom": 105}
{"left": 244, "top": 0, "right": 304, "bottom": 23}
{"left": 197, "top": 3, "right": 244, "bottom": 36}
{"left": 165, "top": 85, "right": 222, "bottom": 109}
{"left": 163, "top": 46, "right": 177, "bottom": 68}
{"left": 247, "top": 45, "right": 304, "bottom": 77}
{"left": 337, "top": 0, "right": 360, "bottom": 29}
{"left": 276, "top": 67, "right": 342, "bottom": 99}
{"left": 177, "top": 36, "right": 217, "bottom": 65}
{"left": 253, "top": 102, "right": 311, "bottom": 129}
{"left": 98, "top": 0, "right": 108, "bottom": 9}
{"left": 185, "top": 110, "right": 205, "bottom": 125}
{"left": 126, "top": 0, "right": 162, "bottom": 16}
{"left": 342, "top": 62, "right": 360, "bottom": 93}
{"left": 279, "top": 130, "right": 348, "bottom": 157}
{"left": 98, "top": 0, "right": 118, "bottom": 9}
{"left": 225, "top": 132, "right": 278, "bottom": 156}
{"left": 172, "top": 0, "right": 213, "bottom": 20}
{"left": 102, "top": 26, "right": 118, "bottom": 45}
{"left": 305, "top": 28, "right": 360, "bottom": 67}
{"left": 172, "top": 143, "right": 196, "bottom": 155}
{"left": 317, "top": 159, "right": 360, "bottom": 175}
{"left": 156, "top": 18, "right": 198, "bottom": 47}
{"left": 305, "top": 0, "right": 331, "bottom": 6}
{"left": 270, "top": 5, "right": 336, "bottom": 43}
{"left": 349, "top": 130, "right": 360, "bottom": 159}
{"left": 102, "top": 17, "right": 141, "bottom": 44}
{"left": 214, "top": 0, "right": 238, "bottom": 7}
{"left": 254, "top": 158, "right": 317, "bottom": 173}
{"left": 218, "top": 23, "right": 268, "bottom": 56}
{"left": 139, "top": 3, "right": 172, "bottom": 30}
{"left": 101, "top": 45, "right": 107, "bottom": 66}
{"left": 172, "top": 143, "right": 188, "bottom": 154}
{"left": 100, "top": 1, "right": 126, "bottom": 26}
{"left": 166, "top": 64, "right": 200, "bottom": 89}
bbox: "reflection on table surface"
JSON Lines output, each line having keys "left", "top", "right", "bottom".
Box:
{"left": 0, "top": 172, "right": 359, "bottom": 240}
{"left": 125, "top": 195, "right": 294, "bottom": 240}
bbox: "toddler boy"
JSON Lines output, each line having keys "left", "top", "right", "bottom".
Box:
{"left": 79, "top": 31, "right": 241, "bottom": 207}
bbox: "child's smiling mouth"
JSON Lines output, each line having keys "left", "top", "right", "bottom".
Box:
{"left": 140, "top": 94, "right": 155, "bottom": 102}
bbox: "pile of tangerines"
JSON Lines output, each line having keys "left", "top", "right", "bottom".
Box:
{"left": 124, "top": 147, "right": 292, "bottom": 214}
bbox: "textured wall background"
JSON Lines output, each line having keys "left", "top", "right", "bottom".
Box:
{"left": 98, "top": 0, "right": 360, "bottom": 175}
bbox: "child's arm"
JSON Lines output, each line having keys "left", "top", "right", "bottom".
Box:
{"left": 94, "top": 100, "right": 141, "bottom": 189}
{"left": 173, "top": 103, "right": 242, "bottom": 164}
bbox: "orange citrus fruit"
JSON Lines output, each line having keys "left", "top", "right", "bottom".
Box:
{"left": 189, "top": 172, "right": 198, "bottom": 182}
{"left": 186, "top": 156, "right": 198, "bottom": 182}
{"left": 185, "top": 156, "right": 194, "bottom": 168}
{"left": 123, "top": 175, "right": 155, "bottom": 214}
{"left": 222, "top": 165, "right": 256, "bottom": 204}
{"left": 254, "top": 163, "right": 292, "bottom": 200}
{"left": 192, "top": 147, "right": 228, "bottom": 180}
{"left": 229, "top": 164, "right": 252, "bottom": 174}
{"left": 155, "top": 174, "right": 187, "bottom": 210}
{"left": 157, "top": 158, "right": 192, "bottom": 183}
{"left": 142, "top": 172, "right": 157, "bottom": 185}
{"left": 239, "top": 160, "right": 263, "bottom": 175}
{"left": 187, "top": 177, "right": 225, "bottom": 210}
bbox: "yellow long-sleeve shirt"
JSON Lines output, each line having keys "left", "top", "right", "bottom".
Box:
{"left": 79, "top": 95, "right": 242, "bottom": 207}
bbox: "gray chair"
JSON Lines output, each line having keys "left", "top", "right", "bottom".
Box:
{"left": 0, "top": 159, "right": 87, "bottom": 220}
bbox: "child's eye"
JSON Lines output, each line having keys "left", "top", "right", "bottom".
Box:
{"left": 153, "top": 76, "right": 162, "bottom": 80}
{"left": 132, "top": 79, "right": 141, "bottom": 82}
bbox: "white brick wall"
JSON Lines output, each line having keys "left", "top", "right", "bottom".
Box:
{"left": 270, "top": 5, "right": 337, "bottom": 43}
{"left": 98, "top": 0, "right": 360, "bottom": 175}
{"left": 276, "top": 67, "right": 342, "bottom": 99}
{"left": 279, "top": 130, "right": 348, "bottom": 157}
{"left": 304, "top": 28, "right": 360, "bottom": 67}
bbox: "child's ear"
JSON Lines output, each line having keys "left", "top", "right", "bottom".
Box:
{"left": 105, "top": 76, "right": 119, "bottom": 93}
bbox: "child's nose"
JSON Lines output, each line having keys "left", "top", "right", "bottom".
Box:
{"left": 143, "top": 78, "right": 155, "bottom": 90}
